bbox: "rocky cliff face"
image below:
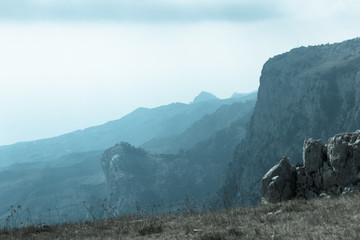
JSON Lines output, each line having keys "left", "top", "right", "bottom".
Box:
{"left": 101, "top": 143, "right": 167, "bottom": 212}
{"left": 224, "top": 38, "right": 360, "bottom": 205}
{"left": 101, "top": 140, "right": 240, "bottom": 213}
{"left": 101, "top": 99, "right": 255, "bottom": 212}
{"left": 261, "top": 130, "right": 360, "bottom": 203}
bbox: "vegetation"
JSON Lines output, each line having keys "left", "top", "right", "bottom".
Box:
{"left": 0, "top": 96, "right": 256, "bottom": 223}
{"left": 2, "top": 193, "right": 360, "bottom": 239}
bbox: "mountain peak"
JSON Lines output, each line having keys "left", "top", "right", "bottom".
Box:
{"left": 192, "top": 91, "right": 218, "bottom": 104}
{"left": 231, "top": 92, "right": 247, "bottom": 98}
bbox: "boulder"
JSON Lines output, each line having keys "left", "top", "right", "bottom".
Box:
{"left": 321, "top": 162, "right": 339, "bottom": 190}
{"left": 327, "top": 130, "right": 360, "bottom": 186}
{"left": 261, "top": 130, "right": 360, "bottom": 203}
{"left": 303, "top": 138, "right": 326, "bottom": 174}
{"left": 261, "top": 157, "right": 296, "bottom": 203}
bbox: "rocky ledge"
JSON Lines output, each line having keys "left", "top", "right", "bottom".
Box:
{"left": 261, "top": 130, "right": 360, "bottom": 203}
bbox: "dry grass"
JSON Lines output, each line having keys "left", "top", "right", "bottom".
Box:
{"left": 2, "top": 193, "right": 360, "bottom": 239}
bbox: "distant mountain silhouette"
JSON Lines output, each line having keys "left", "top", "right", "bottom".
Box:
{"left": 141, "top": 100, "right": 255, "bottom": 154}
{"left": 0, "top": 91, "right": 256, "bottom": 223}
{"left": 231, "top": 91, "right": 257, "bottom": 100}
{"left": 102, "top": 102, "right": 255, "bottom": 213}
{"left": 0, "top": 91, "right": 255, "bottom": 169}
{"left": 192, "top": 91, "right": 218, "bottom": 103}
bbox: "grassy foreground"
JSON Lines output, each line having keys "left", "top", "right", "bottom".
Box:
{"left": 1, "top": 193, "right": 360, "bottom": 240}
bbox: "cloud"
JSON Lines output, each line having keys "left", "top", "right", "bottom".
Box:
{"left": 0, "top": 0, "right": 283, "bottom": 22}
{"left": 277, "top": 0, "right": 360, "bottom": 20}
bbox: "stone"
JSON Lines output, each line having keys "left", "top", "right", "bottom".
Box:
{"left": 327, "top": 130, "right": 360, "bottom": 186}
{"left": 306, "top": 174, "right": 314, "bottom": 187}
{"left": 304, "top": 190, "right": 317, "bottom": 199}
{"left": 319, "top": 193, "right": 330, "bottom": 199}
{"left": 296, "top": 167, "right": 306, "bottom": 188}
{"left": 261, "top": 157, "right": 296, "bottom": 203}
{"left": 303, "top": 138, "right": 326, "bottom": 174}
{"left": 321, "top": 163, "right": 339, "bottom": 190}
{"left": 261, "top": 130, "right": 360, "bottom": 203}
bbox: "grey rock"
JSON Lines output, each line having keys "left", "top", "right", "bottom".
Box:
{"left": 303, "top": 139, "right": 326, "bottom": 174}
{"left": 296, "top": 167, "right": 306, "bottom": 187}
{"left": 327, "top": 130, "right": 360, "bottom": 186}
{"left": 328, "top": 185, "right": 342, "bottom": 195}
{"left": 312, "top": 171, "right": 322, "bottom": 190}
{"left": 305, "top": 190, "right": 317, "bottom": 199}
{"left": 262, "top": 130, "right": 360, "bottom": 203}
{"left": 261, "top": 157, "right": 296, "bottom": 203}
{"left": 321, "top": 163, "right": 339, "bottom": 190}
{"left": 306, "top": 174, "right": 314, "bottom": 187}
{"left": 295, "top": 167, "right": 307, "bottom": 198}
{"left": 267, "top": 209, "right": 283, "bottom": 215}
{"left": 319, "top": 193, "right": 330, "bottom": 199}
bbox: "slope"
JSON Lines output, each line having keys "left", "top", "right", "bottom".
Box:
{"left": 101, "top": 108, "right": 254, "bottom": 213}
{"left": 0, "top": 92, "right": 252, "bottom": 168}
{"left": 141, "top": 100, "right": 256, "bottom": 154}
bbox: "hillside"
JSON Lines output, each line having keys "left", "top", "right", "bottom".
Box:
{"left": 2, "top": 193, "right": 360, "bottom": 239}
{"left": 101, "top": 109, "right": 252, "bottom": 213}
{"left": 0, "top": 92, "right": 256, "bottom": 224}
{"left": 141, "top": 100, "right": 255, "bottom": 154}
{"left": 0, "top": 91, "right": 253, "bottom": 169}
{"left": 0, "top": 150, "right": 106, "bottom": 223}
{"left": 223, "top": 37, "right": 360, "bottom": 205}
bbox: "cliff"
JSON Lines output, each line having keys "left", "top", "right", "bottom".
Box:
{"left": 101, "top": 142, "right": 228, "bottom": 212}
{"left": 223, "top": 38, "right": 360, "bottom": 204}
{"left": 101, "top": 107, "right": 252, "bottom": 213}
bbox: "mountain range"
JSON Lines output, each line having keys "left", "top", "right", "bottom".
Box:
{"left": 3, "top": 36, "right": 359, "bottom": 226}
{"left": 0, "top": 91, "right": 256, "bottom": 169}
{"left": 0, "top": 91, "right": 256, "bottom": 223}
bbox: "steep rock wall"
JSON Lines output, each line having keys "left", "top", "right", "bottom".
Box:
{"left": 224, "top": 38, "right": 360, "bottom": 204}
{"left": 101, "top": 138, "right": 243, "bottom": 212}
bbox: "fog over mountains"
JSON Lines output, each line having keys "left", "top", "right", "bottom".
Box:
{"left": 0, "top": 91, "right": 255, "bottom": 168}
{"left": 0, "top": 91, "right": 256, "bottom": 223}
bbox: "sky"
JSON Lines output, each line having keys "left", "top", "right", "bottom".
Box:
{"left": 1, "top": 0, "right": 360, "bottom": 146}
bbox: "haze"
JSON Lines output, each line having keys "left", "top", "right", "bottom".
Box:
{"left": 1, "top": 0, "right": 359, "bottom": 146}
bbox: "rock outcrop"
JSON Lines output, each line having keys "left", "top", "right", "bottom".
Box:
{"left": 101, "top": 136, "right": 245, "bottom": 212}
{"left": 261, "top": 130, "right": 360, "bottom": 203}
{"left": 261, "top": 157, "right": 296, "bottom": 203}
{"left": 101, "top": 143, "right": 164, "bottom": 212}
{"left": 223, "top": 37, "right": 360, "bottom": 205}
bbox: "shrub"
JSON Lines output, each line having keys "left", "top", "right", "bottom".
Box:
{"left": 138, "top": 223, "right": 163, "bottom": 236}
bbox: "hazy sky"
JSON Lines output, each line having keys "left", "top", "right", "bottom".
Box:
{"left": 1, "top": 0, "right": 360, "bottom": 146}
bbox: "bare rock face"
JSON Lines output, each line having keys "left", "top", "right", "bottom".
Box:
{"left": 101, "top": 140, "right": 241, "bottom": 213}
{"left": 261, "top": 130, "right": 360, "bottom": 203}
{"left": 101, "top": 143, "right": 163, "bottom": 212}
{"left": 224, "top": 37, "right": 360, "bottom": 205}
{"left": 261, "top": 157, "right": 296, "bottom": 203}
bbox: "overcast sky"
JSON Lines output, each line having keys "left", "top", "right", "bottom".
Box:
{"left": 1, "top": 0, "right": 360, "bottom": 146}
